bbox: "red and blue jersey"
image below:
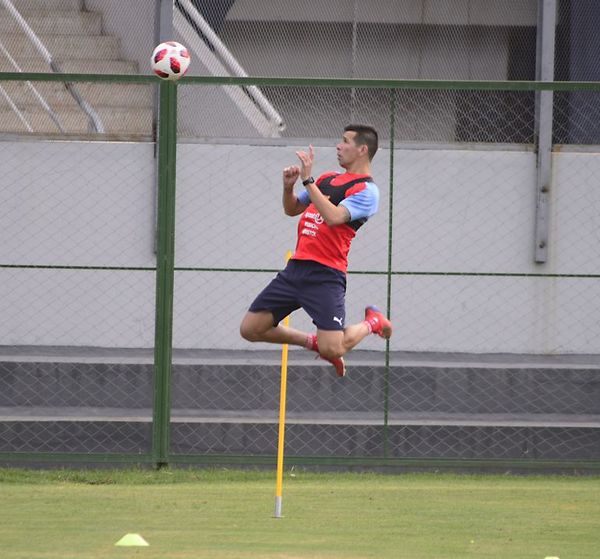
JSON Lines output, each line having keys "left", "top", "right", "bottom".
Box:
{"left": 293, "top": 172, "right": 379, "bottom": 272}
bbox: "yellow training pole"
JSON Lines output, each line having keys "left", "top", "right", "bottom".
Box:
{"left": 274, "top": 250, "right": 292, "bottom": 518}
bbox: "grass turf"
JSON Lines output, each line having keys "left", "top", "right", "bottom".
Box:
{"left": 1, "top": 468, "right": 599, "bottom": 558}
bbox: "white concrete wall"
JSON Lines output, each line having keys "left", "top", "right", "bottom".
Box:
{"left": 222, "top": 24, "right": 512, "bottom": 81}
{"left": 228, "top": 0, "right": 537, "bottom": 26}
{"left": 0, "top": 140, "right": 156, "bottom": 347}
{"left": 1, "top": 139, "right": 599, "bottom": 354}
{"left": 222, "top": 0, "right": 536, "bottom": 81}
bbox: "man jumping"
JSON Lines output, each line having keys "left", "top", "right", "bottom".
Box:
{"left": 240, "top": 124, "right": 393, "bottom": 377}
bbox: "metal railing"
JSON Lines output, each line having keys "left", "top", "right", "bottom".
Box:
{"left": 0, "top": 0, "right": 104, "bottom": 133}
{"left": 175, "top": 0, "right": 284, "bottom": 137}
{"left": 0, "top": 39, "right": 62, "bottom": 132}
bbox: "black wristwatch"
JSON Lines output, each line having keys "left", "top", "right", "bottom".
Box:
{"left": 302, "top": 176, "right": 315, "bottom": 186}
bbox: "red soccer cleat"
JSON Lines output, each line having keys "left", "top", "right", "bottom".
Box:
{"left": 307, "top": 334, "right": 346, "bottom": 377}
{"left": 364, "top": 305, "right": 393, "bottom": 339}
{"left": 319, "top": 354, "right": 346, "bottom": 377}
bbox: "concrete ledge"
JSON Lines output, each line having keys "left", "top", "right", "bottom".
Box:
{"left": 1, "top": 347, "right": 599, "bottom": 460}
{"left": 2, "top": 420, "right": 599, "bottom": 460}
{"left": 2, "top": 346, "right": 600, "bottom": 367}
{"left": 2, "top": 407, "right": 600, "bottom": 429}
{"left": 2, "top": 349, "right": 599, "bottom": 415}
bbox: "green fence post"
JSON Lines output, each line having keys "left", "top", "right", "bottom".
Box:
{"left": 152, "top": 80, "right": 178, "bottom": 469}
{"left": 383, "top": 88, "right": 395, "bottom": 459}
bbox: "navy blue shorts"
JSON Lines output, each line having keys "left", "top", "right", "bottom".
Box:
{"left": 248, "top": 259, "right": 347, "bottom": 331}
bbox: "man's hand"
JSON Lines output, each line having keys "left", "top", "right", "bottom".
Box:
{"left": 283, "top": 165, "right": 300, "bottom": 189}
{"left": 282, "top": 165, "right": 306, "bottom": 216}
{"left": 295, "top": 145, "right": 314, "bottom": 180}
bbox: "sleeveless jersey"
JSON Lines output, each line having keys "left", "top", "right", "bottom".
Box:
{"left": 293, "top": 172, "right": 379, "bottom": 272}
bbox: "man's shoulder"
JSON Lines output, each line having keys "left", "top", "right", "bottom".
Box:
{"left": 346, "top": 180, "right": 378, "bottom": 199}
{"left": 316, "top": 172, "right": 377, "bottom": 191}
{"left": 316, "top": 171, "right": 339, "bottom": 185}
{"left": 332, "top": 173, "right": 374, "bottom": 185}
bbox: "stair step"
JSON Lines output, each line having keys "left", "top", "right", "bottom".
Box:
{"left": 0, "top": 3, "right": 151, "bottom": 137}
{"left": 1, "top": 33, "right": 121, "bottom": 59}
{"left": 0, "top": 0, "right": 82, "bottom": 12}
{"left": 0, "top": 106, "right": 153, "bottom": 135}
{"left": 0, "top": 81, "right": 153, "bottom": 107}
{"left": 0, "top": 11, "right": 102, "bottom": 35}
{"left": 0, "top": 58, "right": 139, "bottom": 74}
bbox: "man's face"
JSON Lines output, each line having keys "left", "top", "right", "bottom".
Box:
{"left": 336, "top": 131, "right": 364, "bottom": 168}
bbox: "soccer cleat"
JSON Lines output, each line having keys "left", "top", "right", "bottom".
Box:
{"left": 312, "top": 352, "right": 346, "bottom": 377}
{"left": 320, "top": 354, "right": 346, "bottom": 377}
{"left": 307, "top": 334, "right": 346, "bottom": 377}
{"left": 365, "top": 305, "right": 393, "bottom": 339}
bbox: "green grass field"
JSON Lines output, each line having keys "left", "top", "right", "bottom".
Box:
{"left": 1, "top": 467, "right": 599, "bottom": 559}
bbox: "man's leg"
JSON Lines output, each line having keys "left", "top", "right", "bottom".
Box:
{"left": 310, "top": 322, "right": 371, "bottom": 378}
{"left": 316, "top": 322, "right": 370, "bottom": 360}
{"left": 240, "top": 310, "right": 311, "bottom": 347}
{"left": 240, "top": 262, "right": 350, "bottom": 376}
{"left": 316, "top": 306, "right": 393, "bottom": 360}
{"left": 241, "top": 310, "right": 348, "bottom": 377}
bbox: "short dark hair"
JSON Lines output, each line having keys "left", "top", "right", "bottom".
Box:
{"left": 344, "top": 124, "right": 378, "bottom": 161}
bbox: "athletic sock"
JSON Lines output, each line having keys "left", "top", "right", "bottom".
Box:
{"left": 363, "top": 319, "right": 374, "bottom": 334}
{"left": 305, "top": 333, "right": 318, "bottom": 352}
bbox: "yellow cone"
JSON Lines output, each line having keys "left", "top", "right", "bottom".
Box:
{"left": 115, "top": 533, "right": 149, "bottom": 546}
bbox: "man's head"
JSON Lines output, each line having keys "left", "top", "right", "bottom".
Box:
{"left": 337, "top": 125, "right": 379, "bottom": 170}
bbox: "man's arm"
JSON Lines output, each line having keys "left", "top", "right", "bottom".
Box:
{"left": 296, "top": 145, "right": 350, "bottom": 226}
{"left": 282, "top": 165, "right": 307, "bottom": 216}
{"left": 304, "top": 182, "right": 350, "bottom": 226}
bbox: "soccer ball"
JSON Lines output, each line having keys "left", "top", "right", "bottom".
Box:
{"left": 151, "top": 41, "right": 191, "bottom": 81}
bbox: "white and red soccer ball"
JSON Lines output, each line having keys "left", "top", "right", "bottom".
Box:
{"left": 151, "top": 41, "right": 191, "bottom": 81}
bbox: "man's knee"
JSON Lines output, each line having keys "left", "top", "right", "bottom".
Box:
{"left": 316, "top": 330, "right": 346, "bottom": 360}
{"left": 240, "top": 311, "right": 273, "bottom": 342}
{"left": 239, "top": 319, "right": 261, "bottom": 342}
{"left": 317, "top": 343, "right": 345, "bottom": 361}
{"left": 239, "top": 322, "right": 258, "bottom": 342}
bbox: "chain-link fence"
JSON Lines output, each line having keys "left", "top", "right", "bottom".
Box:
{"left": 0, "top": 109, "right": 157, "bottom": 458}
{"left": 0, "top": 1, "right": 599, "bottom": 142}
{"left": 1, "top": 0, "right": 600, "bottom": 470}
{"left": 2, "top": 73, "right": 599, "bottom": 469}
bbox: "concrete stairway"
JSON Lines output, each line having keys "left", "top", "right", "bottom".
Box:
{"left": 0, "top": 0, "right": 153, "bottom": 136}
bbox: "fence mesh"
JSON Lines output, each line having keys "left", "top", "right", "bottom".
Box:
{"left": 169, "top": 81, "right": 600, "bottom": 462}
{"left": 1, "top": 76, "right": 600, "bottom": 464}
{"left": 0, "top": 0, "right": 599, "bottom": 468}
{"left": 0, "top": 119, "right": 156, "bottom": 455}
{"left": 0, "top": 1, "right": 599, "bottom": 143}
